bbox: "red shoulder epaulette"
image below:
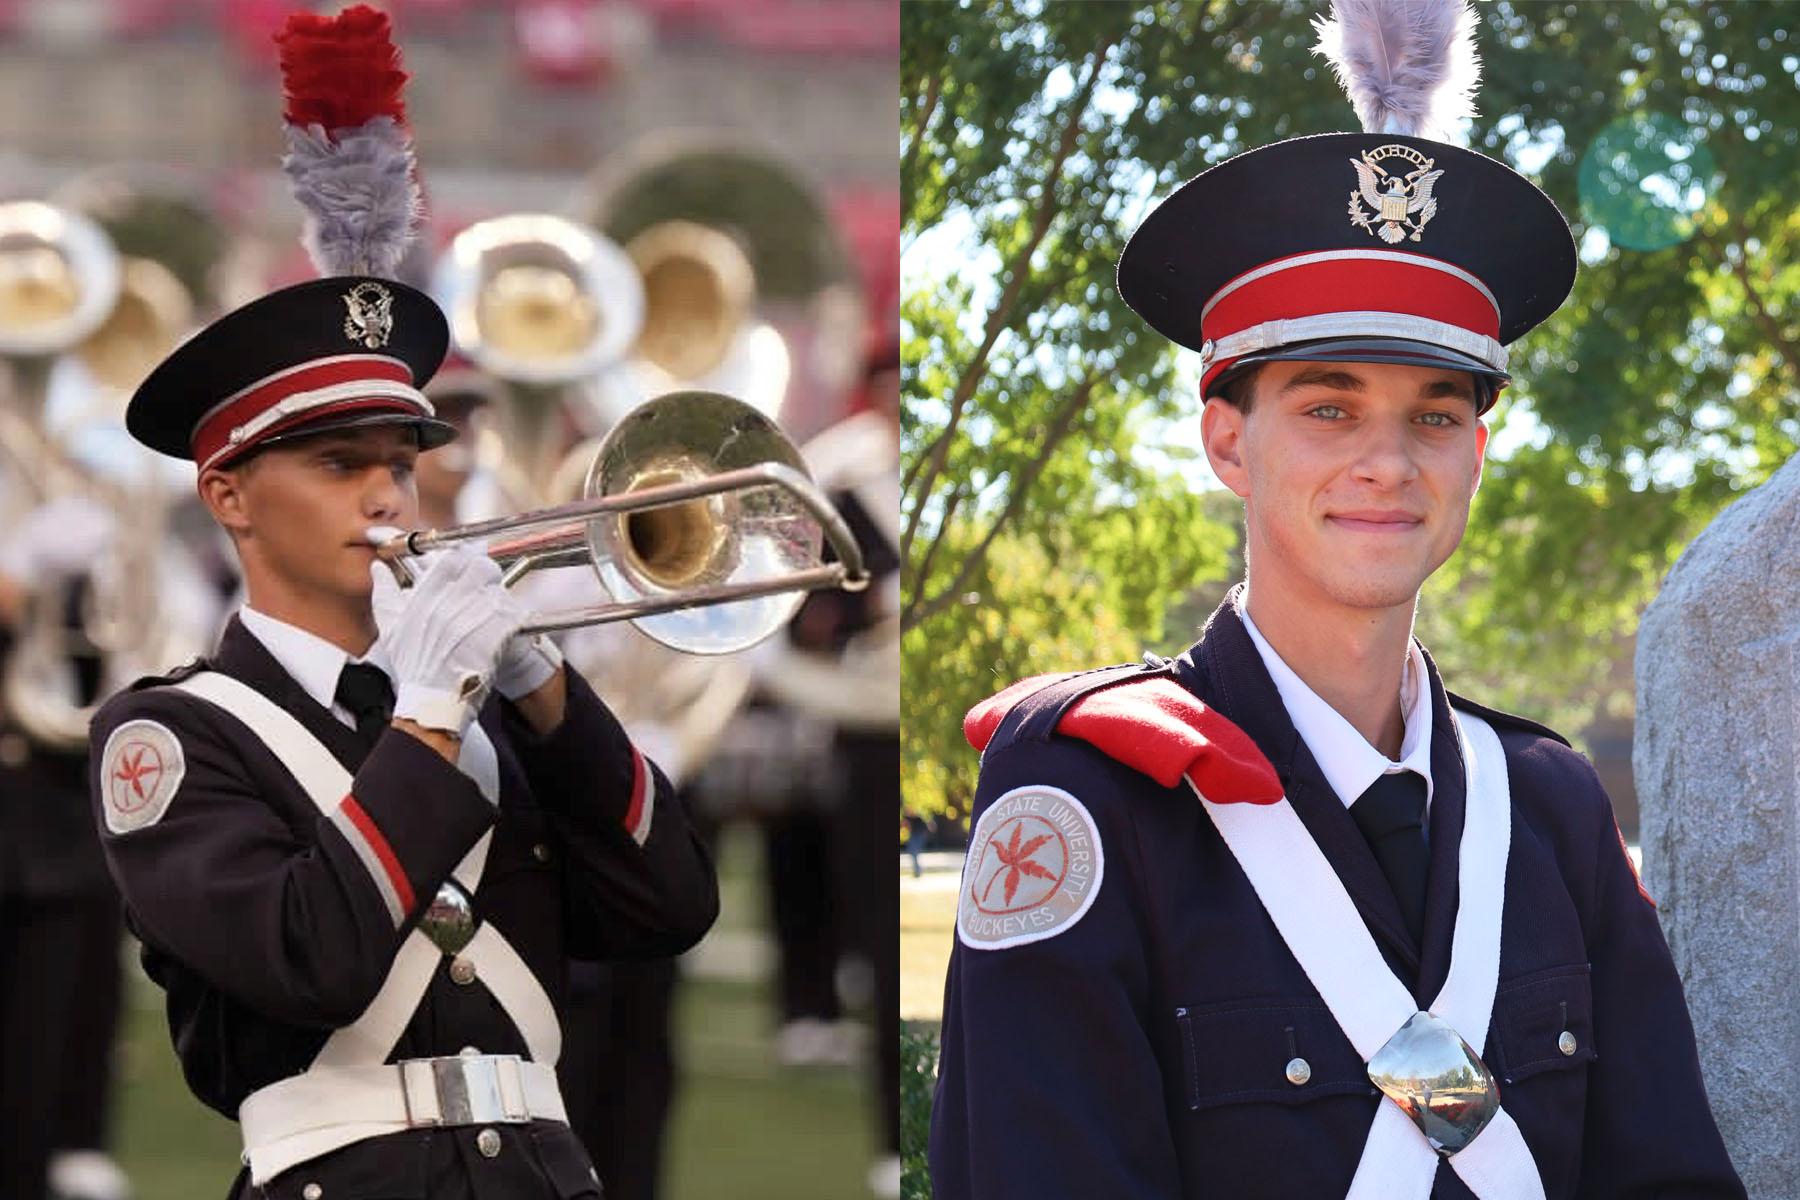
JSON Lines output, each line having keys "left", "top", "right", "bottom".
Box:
{"left": 965, "top": 674, "right": 1283, "bottom": 806}
{"left": 962, "top": 671, "right": 1081, "bottom": 753}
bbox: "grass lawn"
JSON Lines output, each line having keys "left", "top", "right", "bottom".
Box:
{"left": 112, "top": 827, "right": 877, "bottom": 1200}
{"left": 899, "top": 864, "right": 959, "bottom": 1023}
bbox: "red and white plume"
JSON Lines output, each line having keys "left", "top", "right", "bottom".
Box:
{"left": 276, "top": 4, "right": 422, "bottom": 278}
{"left": 1312, "top": 0, "right": 1481, "bottom": 141}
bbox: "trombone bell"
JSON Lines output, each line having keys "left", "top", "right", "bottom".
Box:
{"left": 618, "top": 458, "right": 729, "bottom": 590}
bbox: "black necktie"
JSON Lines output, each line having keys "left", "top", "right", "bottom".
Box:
{"left": 334, "top": 662, "right": 395, "bottom": 746}
{"left": 1350, "top": 770, "right": 1429, "bottom": 945}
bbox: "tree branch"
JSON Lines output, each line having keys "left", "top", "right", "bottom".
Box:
{"left": 1715, "top": 221, "right": 1800, "bottom": 384}
{"left": 901, "top": 67, "right": 942, "bottom": 226}
{"left": 900, "top": 36, "right": 1117, "bottom": 563}
{"left": 903, "top": 377, "right": 1097, "bottom": 631}
{"left": 903, "top": 477, "right": 968, "bottom": 613}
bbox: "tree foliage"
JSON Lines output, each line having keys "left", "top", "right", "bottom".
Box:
{"left": 902, "top": 0, "right": 1800, "bottom": 817}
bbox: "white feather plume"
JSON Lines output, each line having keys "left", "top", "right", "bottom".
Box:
{"left": 281, "top": 116, "right": 421, "bottom": 279}
{"left": 1312, "top": 0, "right": 1481, "bottom": 140}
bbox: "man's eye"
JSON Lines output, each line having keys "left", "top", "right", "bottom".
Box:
{"left": 1306, "top": 404, "right": 1346, "bottom": 420}
{"left": 1418, "top": 411, "right": 1458, "bottom": 428}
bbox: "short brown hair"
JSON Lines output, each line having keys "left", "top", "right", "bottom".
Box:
{"left": 1209, "top": 364, "right": 1262, "bottom": 413}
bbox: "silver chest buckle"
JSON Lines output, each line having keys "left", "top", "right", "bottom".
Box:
{"left": 1366, "top": 1011, "right": 1501, "bottom": 1155}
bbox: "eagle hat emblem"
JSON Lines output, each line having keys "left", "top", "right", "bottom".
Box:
{"left": 1348, "top": 144, "right": 1445, "bottom": 244}
{"left": 342, "top": 280, "right": 395, "bottom": 349}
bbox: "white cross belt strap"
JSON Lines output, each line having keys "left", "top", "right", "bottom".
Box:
{"left": 169, "top": 672, "right": 566, "bottom": 1185}
{"left": 1189, "top": 710, "right": 1546, "bottom": 1200}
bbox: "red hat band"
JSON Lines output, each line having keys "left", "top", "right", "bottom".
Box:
{"left": 1197, "top": 249, "right": 1505, "bottom": 394}
{"left": 191, "top": 354, "right": 431, "bottom": 470}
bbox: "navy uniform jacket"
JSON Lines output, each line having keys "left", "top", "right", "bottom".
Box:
{"left": 930, "top": 595, "right": 1742, "bottom": 1199}
{"left": 89, "top": 616, "right": 720, "bottom": 1199}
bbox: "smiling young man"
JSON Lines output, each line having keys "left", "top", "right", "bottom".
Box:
{"left": 928, "top": 4, "right": 1742, "bottom": 1197}
{"left": 89, "top": 276, "right": 718, "bottom": 1199}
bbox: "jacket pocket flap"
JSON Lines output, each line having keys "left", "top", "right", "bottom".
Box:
{"left": 1490, "top": 962, "right": 1596, "bottom": 1084}
{"left": 1178, "top": 999, "right": 1373, "bottom": 1111}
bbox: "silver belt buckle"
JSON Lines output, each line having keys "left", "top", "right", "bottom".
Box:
{"left": 401, "top": 1054, "right": 530, "bottom": 1127}
{"left": 1366, "top": 1011, "right": 1500, "bottom": 1155}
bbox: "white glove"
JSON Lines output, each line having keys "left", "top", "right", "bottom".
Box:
{"left": 368, "top": 526, "right": 563, "bottom": 702}
{"left": 0, "top": 496, "right": 115, "bottom": 589}
{"left": 493, "top": 629, "right": 563, "bottom": 701}
{"left": 368, "top": 545, "right": 525, "bottom": 736}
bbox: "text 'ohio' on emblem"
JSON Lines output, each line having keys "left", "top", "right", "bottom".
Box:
{"left": 343, "top": 280, "right": 395, "bottom": 349}
{"left": 1348, "top": 144, "right": 1445, "bottom": 244}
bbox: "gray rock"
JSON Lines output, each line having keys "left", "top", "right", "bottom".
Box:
{"left": 1635, "top": 451, "right": 1800, "bottom": 1196}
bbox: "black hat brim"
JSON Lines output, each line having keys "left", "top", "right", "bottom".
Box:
{"left": 1211, "top": 335, "right": 1510, "bottom": 412}
{"left": 247, "top": 410, "right": 459, "bottom": 457}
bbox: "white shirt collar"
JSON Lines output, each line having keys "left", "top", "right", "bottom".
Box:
{"left": 238, "top": 605, "right": 393, "bottom": 722}
{"left": 1238, "top": 600, "right": 1434, "bottom": 812}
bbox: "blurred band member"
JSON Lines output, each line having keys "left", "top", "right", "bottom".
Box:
{"left": 0, "top": 498, "right": 129, "bottom": 1200}
{"left": 762, "top": 331, "right": 903, "bottom": 1194}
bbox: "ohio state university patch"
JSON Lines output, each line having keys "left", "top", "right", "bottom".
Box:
{"left": 100, "top": 720, "right": 186, "bottom": 835}
{"left": 957, "top": 785, "right": 1104, "bottom": 951}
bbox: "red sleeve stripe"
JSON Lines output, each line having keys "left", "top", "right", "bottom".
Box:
{"left": 1615, "top": 819, "right": 1657, "bottom": 909}
{"left": 331, "top": 795, "right": 416, "bottom": 927}
{"left": 623, "top": 745, "right": 655, "bottom": 847}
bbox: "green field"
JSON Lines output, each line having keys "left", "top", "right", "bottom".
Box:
{"left": 111, "top": 827, "right": 877, "bottom": 1200}
{"left": 899, "top": 864, "right": 958, "bottom": 1023}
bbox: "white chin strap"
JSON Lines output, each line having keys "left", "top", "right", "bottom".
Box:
{"left": 1190, "top": 711, "right": 1545, "bottom": 1199}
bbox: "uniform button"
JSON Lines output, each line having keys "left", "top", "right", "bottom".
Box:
{"left": 302, "top": 1185, "right": 322, "bottom": 1200}
{"left": 449, "top": 956, "right": 477, "bottom": 986}
{"left": 532, "top": 843, "right": 552, "bottom": 863}
{"left": 1284, "top": 1057, "right": 1312, "bottom": 1086}
{"left": 476, "top": 1127, "right": 502, "bottom": 1158}
{"left": 460, "top": 1045, "right": 480, "bottom": 1057}
{"left": 1558, "top": 1030, "right": 1577, "bottom": 1056}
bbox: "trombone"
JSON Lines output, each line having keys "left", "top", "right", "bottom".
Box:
{"left": 376, "top": 389, "right": 868, "bottom": 655}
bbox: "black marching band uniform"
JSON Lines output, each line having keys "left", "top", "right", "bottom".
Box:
{"left": 932, "top": 598, "right": 1740, "bottom": 1197}
{"left": 84, "top": 10, "right": 718, "bottom": 1194}
{"left": 91, "top": 595, "right": 716, "bottom": 1198}
{"left": 930, "top": 2, "right": 1743, "bottom": 1196}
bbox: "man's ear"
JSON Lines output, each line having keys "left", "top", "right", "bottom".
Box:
{"left": 198, "top": 465, "right": 251, "bottom": 538}
{"left": 1471, "top": 417, "right": 1490, "bottom": 496}
{"left": 1201, "top": 396, "right": 1251, "bottom": 500}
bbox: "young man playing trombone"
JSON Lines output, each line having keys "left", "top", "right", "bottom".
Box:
{"left": 93, "top": 272, "right": 719, "bottom": 1199}
{"left": 88, "top": 8, "right": 715, "bottom": 1196}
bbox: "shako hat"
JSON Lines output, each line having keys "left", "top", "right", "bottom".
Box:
{"left": 1117, "top": 0, "right": 1575, "bottom": 412}
{"left": 127, "top": 5, "right": 453, "bottom": 469}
